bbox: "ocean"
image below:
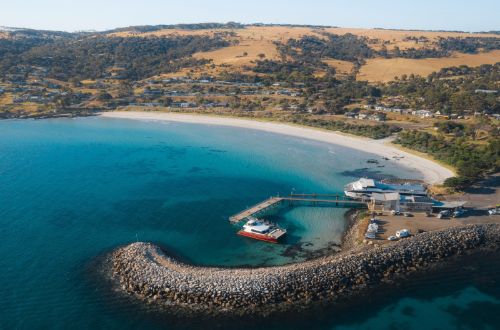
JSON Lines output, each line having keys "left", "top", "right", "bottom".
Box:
{"left": 0, "top": 117, "right": 498, "bottom": 329}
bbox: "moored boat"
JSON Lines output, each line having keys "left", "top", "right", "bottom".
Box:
{"left": 344, "top": 178, "right": 427, "bottom": 199}
{"left": 237, "top": 217, "right": 286, "bottom": 243}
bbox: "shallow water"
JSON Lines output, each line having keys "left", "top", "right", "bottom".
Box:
{"left": 0, "top": 117, "right": 497, "bottom": 329}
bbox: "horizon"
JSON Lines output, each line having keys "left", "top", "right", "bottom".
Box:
{"left": 1, "top": 22, "right": 498, "bottom": 34}
{"left": 1, "top": 0, "right": 499, "bottom": 33}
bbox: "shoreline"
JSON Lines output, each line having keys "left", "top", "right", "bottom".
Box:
{"left": 106, "top": 224, "right": 500, "bottom": 317}
{"left": 99, "top": 111, "right": 455, "bottom": 185}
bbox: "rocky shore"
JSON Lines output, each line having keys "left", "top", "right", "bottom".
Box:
{"left": 106, "top": 224, "right": 500, "bottom": 316}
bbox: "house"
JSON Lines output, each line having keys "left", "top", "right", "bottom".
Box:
{"left": 412, "top": 110, "right": 433, "bottom": 118}
{"left": 475, "top": 89, "right": 497, "bottom": 94}
{"left": 179, "top": 102, "right": 197, "bottom": 108}
{"left": 277, "top": 90, "right": 292, "bottom": 96}
{"left": 369, "top": 113, "right": 387, "bottom": 121}
{"left": 356, "top": 113, "right": 369, "bottom": 120}
{"left": 345, "top": 112, "right": 357, "bottom": 119}
{"left": 140, "top": 102, "right": 161, "bottom": 107}
{"left": 143, "top": 89, "right": 163, "bottom": 96}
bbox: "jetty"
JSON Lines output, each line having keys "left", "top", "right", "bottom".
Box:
{"left": 229, "top": 194, "right": 367, "bottom": 223}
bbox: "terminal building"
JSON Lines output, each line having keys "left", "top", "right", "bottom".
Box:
{"left": 345, "top": 178, "right": 466, "bottom": 214}
{"left": 368, "top": 192, "right": 435, "bottom": 213}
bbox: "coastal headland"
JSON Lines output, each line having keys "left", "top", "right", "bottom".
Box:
{"left": 107, "top": 224, "right": 500, "bottom": 316}
{"left": 100, "top": 111, "right": 455, "bottom": 185}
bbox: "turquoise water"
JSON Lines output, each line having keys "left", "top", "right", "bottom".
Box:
{"left": 0, "top": 117, "right": 498, "bottom": 329}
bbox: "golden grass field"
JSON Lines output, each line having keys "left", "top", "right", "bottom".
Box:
{"left": 0, "top": 93, "right": 14, "bottom": 105}
{"left": 191, "top": 26, "right": 325, "bottom": 67}
{"left": 114, "top": 26, "right": 323, "bottom": 69}
{"left": 111, "top": 25, "right": 323, "bottom": 40}
{"left": 2, "top": 26, "right": 499, "bottom": 83}
{"left": 357, "top": 50, "right": 500, "bottom": 82}
{"left": 323, "top": 58, "right": 355, "bottom": 75}
{"left": 323, "top": 27, "right": 499, "bottom": 50}
{"left": 192, "top": 40, "right": 280, "bottom": 66}
{"left": 119, "top": 26, "right": 499, "bottom": 81}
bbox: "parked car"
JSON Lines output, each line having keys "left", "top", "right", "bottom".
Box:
{"left": 453, "top": 209, "right": 465, "bottom": 218}
{"left": 488, "top": 208, "right": 498, "bottom": 215}
{"left": 403, "top": 212, "right": 413, "bottom": 217}
{"left": 365, "top": 232, "right": 376, "bottom": 239}
{"left": 367, "top": 223, "right": 379, "bottom": 233}
{"left": 437, "top": 210, "right": 451, "bottom": 219}
{"left": 391, "top": 210, "right": 401, "bottom": 216}
{"left": 396, "top": 229, "right": 411, "bottom": 238}
{"left": 387, "top": 236, "right": 399, "bottom": 241}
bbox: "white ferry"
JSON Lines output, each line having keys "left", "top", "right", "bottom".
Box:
{"left": 344, "top": 178, "right": 427, "bottom": 199}
{"left": 237, "top": 217, "right": 287, "bottom": 243}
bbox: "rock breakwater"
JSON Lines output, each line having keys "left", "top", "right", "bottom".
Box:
{"left": 107, "top": 224, "right": 500, "bottom": 316}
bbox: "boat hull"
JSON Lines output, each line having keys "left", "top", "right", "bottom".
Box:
{"left": 237, "top": 230, "right": 280, "bottom": 243}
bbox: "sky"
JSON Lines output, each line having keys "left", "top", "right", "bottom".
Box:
{"left": 1, "top": 0, "right": 499, "bottom": 32}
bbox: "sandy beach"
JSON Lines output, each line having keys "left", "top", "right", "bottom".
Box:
{"left": 100, "top": 111, "right": 455, "bottom": 184}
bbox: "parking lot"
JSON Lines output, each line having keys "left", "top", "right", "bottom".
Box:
{"left": 366, "top": 210, "right": 500, "bottom": 242}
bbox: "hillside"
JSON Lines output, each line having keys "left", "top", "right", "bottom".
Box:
{"left": 0, "top": 24, "right": 498, "bottom": 119}
{"left": 1, "top": 24, "right": 498, "bottom": 81}
{"left": 104, "top": 25, "right": 500, "bottom": 81}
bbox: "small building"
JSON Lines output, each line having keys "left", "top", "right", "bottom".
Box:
{"left": 412, "top": 110, "right": 434, "bottom": 118}
{"left": 370, "top": 192, "right": 400, "bottom": 211}
{"left": 143, "top": 89, "right": 163, "bottom": 96}
{"left": 345, "top": 111, "right": 357, "bottom": 118}
{"left": 475, "top": 89, "right": 497, "bottom": 94}
{"left": 369, "top": 113, "right": 387, "bottom": 121}
{"left": 369, "top": 192, "right": 434, "bottom": 213}
{"left": 400, "top": 195, "right": 435, "bottom": 212}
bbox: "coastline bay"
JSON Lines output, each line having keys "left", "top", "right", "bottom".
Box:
{"left": 0, "top": 117, "right": 497, "bottom": 329}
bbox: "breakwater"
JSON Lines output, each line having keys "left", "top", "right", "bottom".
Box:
{"left": 107, "top": 224, "right": 500, "bottom": 316}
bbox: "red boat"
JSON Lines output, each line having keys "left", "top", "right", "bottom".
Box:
{"left": 237, "top": 217, "right": 287, "bottom": 243}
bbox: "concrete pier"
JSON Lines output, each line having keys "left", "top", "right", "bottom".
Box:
{"left": 229, "top": 194, "right": 366, "bottom": 223}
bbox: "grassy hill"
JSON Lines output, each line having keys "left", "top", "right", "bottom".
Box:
{"left": 103, "top": 24, "right": 500, "bottom": 81}
{"left": 1, "top": 23, "right": 498, "bottom": 82}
